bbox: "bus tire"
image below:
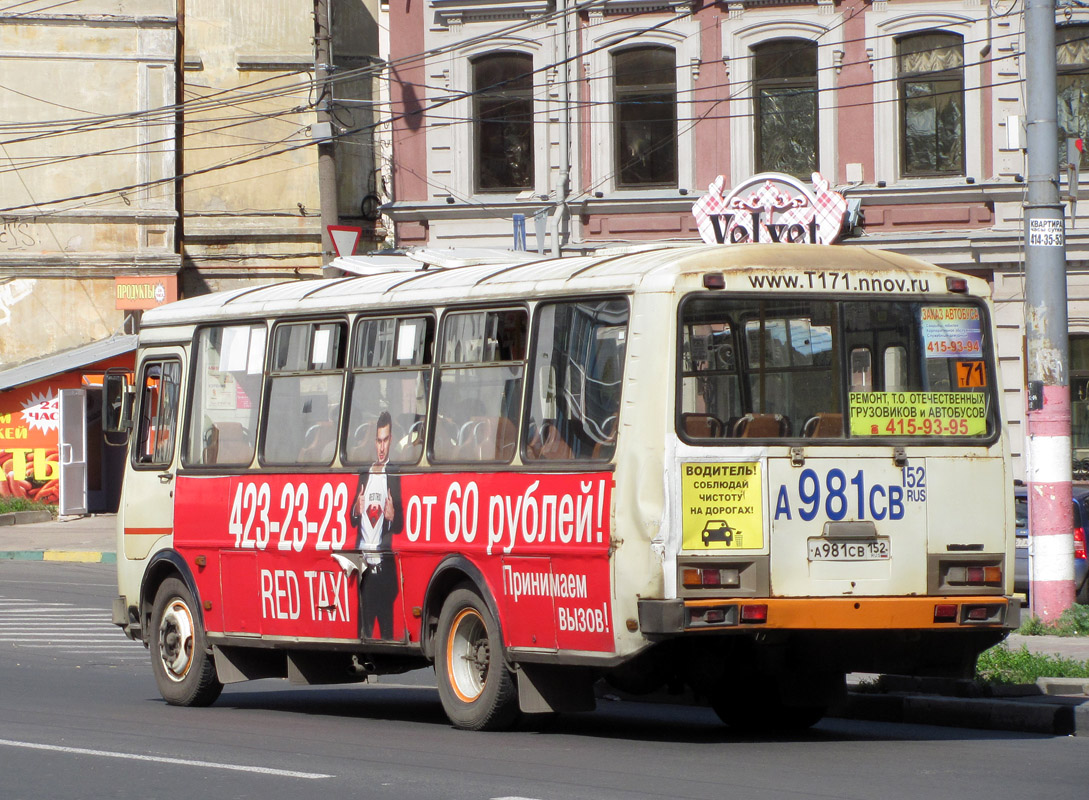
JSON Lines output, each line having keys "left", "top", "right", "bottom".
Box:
{"left": 150, "top": 577, "right": 223, "bottom": 707}
{"left": 435, "top": 586, "right": 519, "bottom": 731}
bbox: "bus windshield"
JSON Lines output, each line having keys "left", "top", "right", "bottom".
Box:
{"left": 679, "top": 296, "right": 996, "bottom": 441}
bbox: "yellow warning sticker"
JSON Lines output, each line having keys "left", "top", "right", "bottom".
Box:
{"left": 681, "top": 463, "right": 763, "bottom": 550}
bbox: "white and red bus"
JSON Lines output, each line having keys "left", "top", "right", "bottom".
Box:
{"left": 109, "top": 243, "right": 1017, "bottom": 730}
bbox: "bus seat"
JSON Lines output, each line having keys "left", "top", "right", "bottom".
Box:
{"left": 395, "top": 419, "right": 424, "bottom": 463}
{"left": 344, "top": 421, "right": 373, "bottom": 463}
{"left": 298, "top": 421, "right": 336, "bottom": 463}
{"left": 454, "top": 417, "right": 517, "bottom": 462}
{"left": 733, "top": 413, "right": 789, "bottom": 438}
{"left": 536, "top": 421, "right": 572, "bottom": 460}
{"left": 432, "top": 417, "right": 460, "bottom": 461}
{"left": 203, "top": 422, "right": 252, "bottom": 464}
{"left": 802, "top": 412, "right": 843, "bottom": 438}
{"left": 493, "top": 417, "right": 517, "bottom": 461}
{"left": 681, "top": 412, "right": 724, "bottom": 438}
{"left": 453, "top": 418, "right": 485, "bottom": 461}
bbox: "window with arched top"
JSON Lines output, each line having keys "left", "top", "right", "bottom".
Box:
{"left": 753, "top": 39, "right": 818, "bottom": 178}
{"left": 1058, "top": 25, "right": 1089, "bottom": 171}
{"left": 897, "top": 31, "right": 964, "bottom": 177}
{"left": 613, "top": 46, "right": 677, "bottom": 187}
{"left": 473, "top": 52, "right": 534, "bottom": 192}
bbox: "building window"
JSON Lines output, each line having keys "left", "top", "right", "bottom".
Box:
{"left": 614, "top": 46, "right": 677, "bottom": 187}
{"left": 473, "top": 52, "right": 534, "bottom": 192}
{"left": 898, "top": 31, "right": 964, "bottom": 177}
{"left": 753, "top": 39, "right": 817, "bottom": 178}
{"left": 1058, "top": 25, "right": 1089, "bottom": 171}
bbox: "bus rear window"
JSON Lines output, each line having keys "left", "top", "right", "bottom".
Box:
{"left": 679, "top": 297, "right": 996, "bottom": 441}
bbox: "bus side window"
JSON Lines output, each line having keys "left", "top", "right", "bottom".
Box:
{"left": 524, "top": 298, "right": 629, "bottom": 462}
{"left": 184, "top": 324, "right": 266, "bottom": 467}
{"left": 262, "top": 321, "right": 347, "bottom": 467}
{"left": 135, "top": 360, "right": 181, "bottom": 466}
{"left": 434, "top": 309, "right": 526, "bottom": 463}
{"left": 344, "top": 315, "right": 433, "bottom": 466}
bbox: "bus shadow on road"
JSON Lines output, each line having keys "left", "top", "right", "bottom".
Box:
{"left": 179, "top": 684, "right": 1048, "bottom": 744}
{"left": 207, "top": 683, "right": 451, "bottom": 726}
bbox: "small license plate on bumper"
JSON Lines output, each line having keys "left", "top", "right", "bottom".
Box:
{"left": 807, "top": 538, "right": 890, "bottom": 561}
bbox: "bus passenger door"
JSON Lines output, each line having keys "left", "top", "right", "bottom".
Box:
{"left": 122, "top": 350, "right": 184, "bottom": 561}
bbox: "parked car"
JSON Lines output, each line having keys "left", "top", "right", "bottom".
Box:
{"left": 1013, "top": 485, "right": 1089, "bottom": 604}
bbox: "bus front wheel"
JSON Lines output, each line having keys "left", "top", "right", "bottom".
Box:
{"left": 435, "top": 587, "right": 519, "bottom": 731}
{"left": 150, "top": 577, "right": 223, "bottom": 707}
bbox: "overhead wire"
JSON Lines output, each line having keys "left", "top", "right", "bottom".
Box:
{"left": 0, "top": 3, "right": 1045, "bottom": 218}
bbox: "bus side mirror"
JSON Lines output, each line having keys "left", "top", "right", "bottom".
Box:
{"left": 103, "top": 372, "right": 134, "bottom": 433}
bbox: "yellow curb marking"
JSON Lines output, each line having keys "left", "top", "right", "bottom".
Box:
{"left": 42, "top": 551, "right": 103, "bottom": 563}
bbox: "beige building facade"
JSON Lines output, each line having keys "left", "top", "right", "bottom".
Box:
{"left": 0, "top": 0, "right": 381, "bottom": 367}
{"left": 0, "top": 1, "right": 178, "bottom": 365}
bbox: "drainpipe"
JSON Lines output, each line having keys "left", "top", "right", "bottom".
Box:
{"left": 551, "top": 0, "right": 572, "bottom": 256}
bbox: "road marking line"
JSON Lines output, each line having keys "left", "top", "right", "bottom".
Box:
{"left": 0, "top": 739, "right": 333, "bottom": 780}
{"left": 0, "top": 613, "right": 106, "bottom": 617}
{"left": 0, "top": 632, "right": 128, "bottom": 637}
{"left": 0, "top": 626, "right": 121, "bottom": 631}
{"left": 6, "top": 643, "right": 143, "bottom": 649}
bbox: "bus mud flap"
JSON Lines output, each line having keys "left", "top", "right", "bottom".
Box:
{"left": 517, "top": 664, "right": 596, "bottom": 714}
{"left": 212, "top": 645, "right": 286, "bottom": 684}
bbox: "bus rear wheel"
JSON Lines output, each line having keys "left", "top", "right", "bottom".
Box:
{"left": 435, "top": 587, "right": 519, "bottom": 731}
{"left": 150, "top": 577, "right": 223, "bottom": 707}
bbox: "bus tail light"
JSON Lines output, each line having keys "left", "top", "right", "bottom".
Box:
{"left": 963, "top": 566, "right": 1002, "bottom": 585}
{"left": 687, "top": 605, "right": 736, "bottom": 628}
{"left": 934, "top": 604, "right": 958, "bottom": 622}
{"left": 962, "top": 604, "right": 1004, "bottom": 624}
{"left": 944, "top": 563, "right": 1002, "bottom": 586}
{"left": 682, "top": 567, "right": 741, "bottom": 589}
{"left": 1075, "top": 527, "right": 1087, "bottom": 561}
{"left": 946, "top": 276, "right": 968, "bottom": 293}
{"left": 740, "top": 604, "right": 767, "bottom": 624}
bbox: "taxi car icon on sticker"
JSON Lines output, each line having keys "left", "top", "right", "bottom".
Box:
{"left": 702, "top": 519, "right": 735, "bottom": 547}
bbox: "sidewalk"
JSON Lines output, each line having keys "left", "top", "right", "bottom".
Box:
{"left": 0, "top": 512, "right": 116, "bottom": 563}
{"left": 1, "top": 513, "right": 1087, "bottom": 734}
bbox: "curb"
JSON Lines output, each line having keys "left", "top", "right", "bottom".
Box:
{"left": 837, "top": 691, "right": 1089, "bottom": 735}
{"left": 0, "top": 510, "right": 53, "bottom": 526}
{"left": 0, "top": 550, "right": 116, "bottom": 564}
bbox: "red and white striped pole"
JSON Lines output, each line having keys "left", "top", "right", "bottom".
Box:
{"left": 1026, "top": 389, "right": 1075, "bottom": 620}
{"left": 1024, "top": 0, "right": 1074, "bottom": 622}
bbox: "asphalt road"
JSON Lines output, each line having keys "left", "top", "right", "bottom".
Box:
{"left": 1, "top": 560, "right": 1087, "bottom": 800}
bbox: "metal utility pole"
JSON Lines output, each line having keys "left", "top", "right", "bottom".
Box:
{"left": 1024, "top": 0, "right": 1074, "bottom": 622}
{"left": 314, "top": 0, "right": 340, "bottom": 277}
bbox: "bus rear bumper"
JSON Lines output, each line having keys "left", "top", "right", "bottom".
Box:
{"left": 638, "top": 595, "right": 1020, "bottom": 635}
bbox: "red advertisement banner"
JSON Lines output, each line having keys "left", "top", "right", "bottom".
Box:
{"left": 174, "top": 470, "right": 615, "bottom": 653}
{"left": 0, "top": 382, "right": 69, "bottom": 503}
